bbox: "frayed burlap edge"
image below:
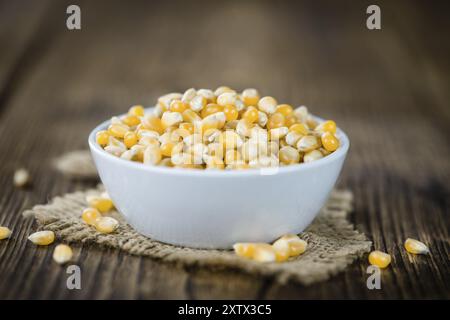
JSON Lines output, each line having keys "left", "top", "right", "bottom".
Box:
{"left": 23, "top": 186, "right": 371, "bottom": 285}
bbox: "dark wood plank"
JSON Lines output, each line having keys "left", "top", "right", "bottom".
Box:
{"left": 0, "top": 0, "right": 448, "bottom": 299}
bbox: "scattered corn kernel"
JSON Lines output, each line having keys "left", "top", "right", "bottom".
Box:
{"left": 86, "top": 195, "right": 114, "bottom": 213}
{"left": 277, "top": 234, "right": 307, "bottom": 256}
{"left": 253, "top": 243, "right": 277, "bottom": 262}
{"left": 98, "top": 87, "right": 340, "bottom": 170}
{"left": 95, "top": 217, "right": 119, "bottom": 234}
{"left": 368, "top": 250, "right": 391, "bottom": 268}
{"left": 233, "top": 243, "right": 256, "bottom": 258}
{"left": 13, "top": 168, "right": 30, "bottom": 188}
{"left": 0, "top": 226, "right": 12, "bottom": 240}
{"left": 82, "top": 207, "right": 102, "bottom": 225}
{"left": 28, "top": 230, "right": 55, "bottom": 246}
{"left": 53, "top": 244, "right": 73, "bottom": 264}
{"left": 404, "top": 238, "right": 429, "bottom": 255}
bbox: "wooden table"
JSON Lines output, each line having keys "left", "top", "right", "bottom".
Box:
{"left": 0, "top": 0, "right": 448, "bottom": 299}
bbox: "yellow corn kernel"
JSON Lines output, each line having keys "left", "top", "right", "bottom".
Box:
{"left": 138, "top": 136, "right": 160, "bottom": 147}
{"left": 28, "top": 230, "right": 55, "bottom": 246}
{"left": 321, "top": 132, "right": 339, "bottom": 152}
{"left": 13, "top": 168, "right": 30, "bottom": 188}
{"left": 128, "top": 105, "right": 145, "bottom": 117}
{"left": 182, "top": 88, "right": 196, "bottom": 103}
{"left": 269, "top": 127, "right": 289, "bottom": 141}
{"left": 160, "top": 142, "right": 175, "bottom": 157}
{"left": 233, "top": 243, "right": 256, "bottom": 258}
{"left": 225, "top": 149, "right": 241, "bottom": 164}
{"left": 0, "top": 226, "right": 12, "bottom": 240}
{"left": 285, "top": 114, "right": 297, "bottom": 127}
{"left": 272, "top": 238, "right": 291, "bottom": 262}
{"left": 190, "top": 95, "right": 207, "bottom": 112}
{"left": 171, "top": 128, "right": 191, "bottom": 142}
{"left": 179, "top": 122, "right": 194, "bottom": 134}
{"left": 242, "top": 106, "right": 259, "bottom": 124}
{"left": 86, "top": 196, "right": 114, "bottom": 213}
{"left": 368, "top": 251, "right": 391, "bottom": 268}
{"left": 201, "top": 112, "right": 226, "bottom": 131}
{"left": 279, "top": 146, "right": 300, "bottom": 164}
{"left": 236, "top": 119, "right": 253, "bottom": 137}
{"left": 276, "top": 234, "right": 307, "bottom": 256}
{"left": 197, "top": 89, "right": 215, "bottom": 102}
{"left": 95, "top": 217, "right": 119, "bottom": 234}
{"left": 96, "top": 130, "right": 110, "bottom": 146}
{"left": 182, "top": 109, "right": 202, "bottom": 123}
{"left": 141, "top": 115, "right": 164, "bottom": 134}
{"left": 143, "top": 145, "right": 162, "bottom": 165}
{"left": 257, "top": 111, "right": 268, "bottom": 127}
{"left": 297, "top": 135, "right": 319, "bottom": 152}
{"left": 217, "top": 92, "right": 237, "bottom": 106}
{"left": 161, "top": 111, "right": 183, "bottom": 128}
{"left": 53, "top": 244, "right": 73, "bottom": 264}
{"left": 201, "top": 103, "right": 222, "bottom": 118}
{"left": 242, "top": 88, "right": 260, "bottom": 106}
{"left": 307, "top": 118, "right": 318, "bottom": 130}
{"left": 289, "top": 123, "right": 309, "bottom": 135}
{"left": 223, "top": 104, "right": 239, "bottom": 121}
{"left": 253, "top": 243, "right": 276, "bottom": 262}
{"left": 158, "top": 93, "right": 182, "bottom": 109}
{"left": 108, "top": 123, "right": 129, "bottom": 138}
{"left": 316, "top": 120, "right": 337, "bottom": 133}
{"left": 404, "top": 238, "right": 429, "bottom": 255}
{"left": 294, "top": 106, "right": 308, "bottom": 123}
{"left": 258, "top": 96, "right": 277, "bottom": 114}
{"left": 169, "top": 100, "right": 188, "bottom": 113}
{"left": 285, "top": 132, "right": 302, "bottom": 146}
{"left": 122, "top": 115, "right": 140, "bottom": 127}
{"left": 123, "top": 131, "right": 138, "bottom": 148}
{"left": 267, "top": 112, "right": 286, "bottom": 130}
{"left": 276, "top": 104, "right": 294, "bottom": 117}
{"left": 303, "top": 149, "right": 323, "bottom": 163}
{"left": 82, "top": 207, "right": 102, "bottom": 225}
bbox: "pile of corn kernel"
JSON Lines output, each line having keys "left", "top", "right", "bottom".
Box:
{"left": 96, "top": 87, "right": 341, "bottom": 169}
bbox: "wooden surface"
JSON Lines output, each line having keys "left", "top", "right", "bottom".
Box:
{"left": 0, "top": 0, "right": 449, "bottom": 299}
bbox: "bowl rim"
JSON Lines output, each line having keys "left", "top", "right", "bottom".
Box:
{"left": 88, "top": 109, "right": 350, "bottom": 178}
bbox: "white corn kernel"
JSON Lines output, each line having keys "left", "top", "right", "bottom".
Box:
{"left": 197, "top": 89, "right": 215, "bottom": 101}
{"left": 28, "top": 230, "right": 55, "bottom": 245}
{"left": 285, "top": 131, "right": 303, "bottom": 146}
{"left": 294, "top": 105, "right": 308, "bottom": 123}
{"left": 217, "top": 92, "right": 237, "bottom": 106}
{"left": 13, "top": 168, "right": 30, "bottom": 188}
{"left": 236, "top": 119, "right": 253, "bottom": 137}
{"left": 257, "top": 111, "right": 268, "bottom": 127}
{"left": 276, "top": 234, "right": 307, "bottom": 256}
{"left": 258, "top": 96, "right": 277, "bottom": 114}
{"left": 190, "top": 95, "right": 206, "bottom": 111}
{"left": 143, "top": 145, "right": 162, "bottom": 165}
{"left": 53, "top": 244, "right": 73, "bottom": 264}
{"left": 253, "top": 244, "right": 276, "bottom": 262}
{"left": 181, "top": 88, "right": 197, "bottom": 103}
{"left": 404, "top": 238, "right": 429, "bottom": 255}
{"left": 158, "top": 93, "right": 182, "bottom": 109}
{"left": 296, "top": 135, "right": 319, "bottom": 152}
{"left": 161, "top": 111, "right": 183, "bottom": 128}
{"left": 0, "top": 226, "right": 12, "bottom": 240}
{"left": 269, "top": 127, "right": 289, "bottom": 140}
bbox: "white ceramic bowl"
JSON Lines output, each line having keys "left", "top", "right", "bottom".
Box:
{"left": 88, "top": 111, "right": 349, "bottom": 249}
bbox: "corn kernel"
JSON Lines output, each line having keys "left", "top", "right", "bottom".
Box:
{"left": 289, "top": 123, "right": 309, "bottom": 135}
{"left": 269, "top": 127, "right": 288, "bottom": 141}
{"left": 223, "top": 104, "right": 239, "bottom": 121}
{"left": 182, "top": 88, "right": 197, "bottom": 103}
{"left": 95, "top": 217, "right": 119, "bottom": 234}
{"left": 182, "top": 109, "right": 202, "bottom": 123}
{"left": 122, "top": 115, "right": 140, "bottom": 127}
{"left": 297, "top": 135, "right": 319, "bottom": 152}
{"left": 201, "top": 103, "right": 222, "bottom": 118}
{"left": 214, "top": 86, "right": 234, "bottom": 96}
{"left": 124, "top": 131, "right": 138, "bottom": 148}
{"left": 272, "top": 238, "right": 290, "bottom": 262}
{"left": 285, "top": 132, "right": 302, "bottom": 146}
{"left": 253, "top": 243, "right": 276, "bottom": 262}
{"left": 179, "top": 122, "right": 195, "bottom": 134}
{"left": 169, "top": 100, "right": 189, "bottom": 113}
{"left": 53, "top": 244, "right": 73, "bottom": 264}
{"left": 233, "top": 243, "right": 256, "bottom": 258}
{"left": 267, "top": 112, "right": 285, "bottom": 129}
{"left": 129, "top": 105, "right": 145, "bottom": 117}
{"left": 206, "top": 156, "right": 225, "bottom": 170}
{"left": 277, "top": 234, "right": 307, "bottom": 256}
{"left": 108, "top": 123, "right": 129, "bottom": 138}
{"left": 303, "top": 149, "right": 323, "bottom": 163}
{"left": 28, "top": 230, "right": 55, "bottom": 245}
{"left": 217, "top": 92, "right": 237, "bottom": 106}
{"left": 143, "top": 145, "right": 162, "bottom": 165}
{"left": 197, "top": 89, "right": 215, "bottom": 102}
{"left": 86, "top": 195, "right": 114, "bottom": 213}
{"left": 0, "top": 226, "right": 12, "bottom": 240}
{"left": 242, "top": 106, "right": 259, "bottom": 124}
{"left": 225, "top": 149, "right": 241, "bottom": 164}
{"left": 315, "top": 120, "right": 336, "bottom": 134}
{"left": 321, "top": 132, "right": 340, "bottom": 152}
{"left": 13, "top": 168, "right": 30, "bottom": 188}
{"left": 158, "top": 93, "right": 182, "bottom": 109}
{"left": 220, "top": 130, "right": 243, "bottom": 149}
{"left": 160, "top": 142, "right": 175, "bottom": 157}
{"left": 141, "top": 115, "right": 164, "bottom": 134}
{"left": 242, "top": 88, "right": 260, "bottom": 106}
{"left": 258, "top": 96, "right": 277, "bottom": 114}
{"left": 96, "top": 130, "right": 110, "bottom": 146}
{"left": 82, "top": 207, "right": 102, "bottom": 225}
{"left": 276, "top": 104, "right": 294, "bottom": 117}
{"left": 279, "top": 146, "right": 300, "bottom": 164}
{"left": 257, "top": 111, "right": 268, "bottom": 127}
{"left": 368, "top": 250, "right": 391, "bottom": 268}
{"left": 404, "top": 238, "right": 429, "bottom": 255}
{"left": 201, "top": 112, "right": 226, "bottom": 131}
{"left": 161, "top": 111, "right": 183, "bottom": 128}
{"left": 190, "top": 95, "right": 207, "bottom": 112}
{"left": 293, "top": 106, "right": 308, "bottom": 123}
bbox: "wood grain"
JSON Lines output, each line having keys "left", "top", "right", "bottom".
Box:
{"left": 0, "top": 0, "right": 448, "bottom": 299}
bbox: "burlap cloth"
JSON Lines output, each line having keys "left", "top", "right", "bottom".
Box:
{"left": 26, "top": 151, "right": 372, "bottom": 285}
